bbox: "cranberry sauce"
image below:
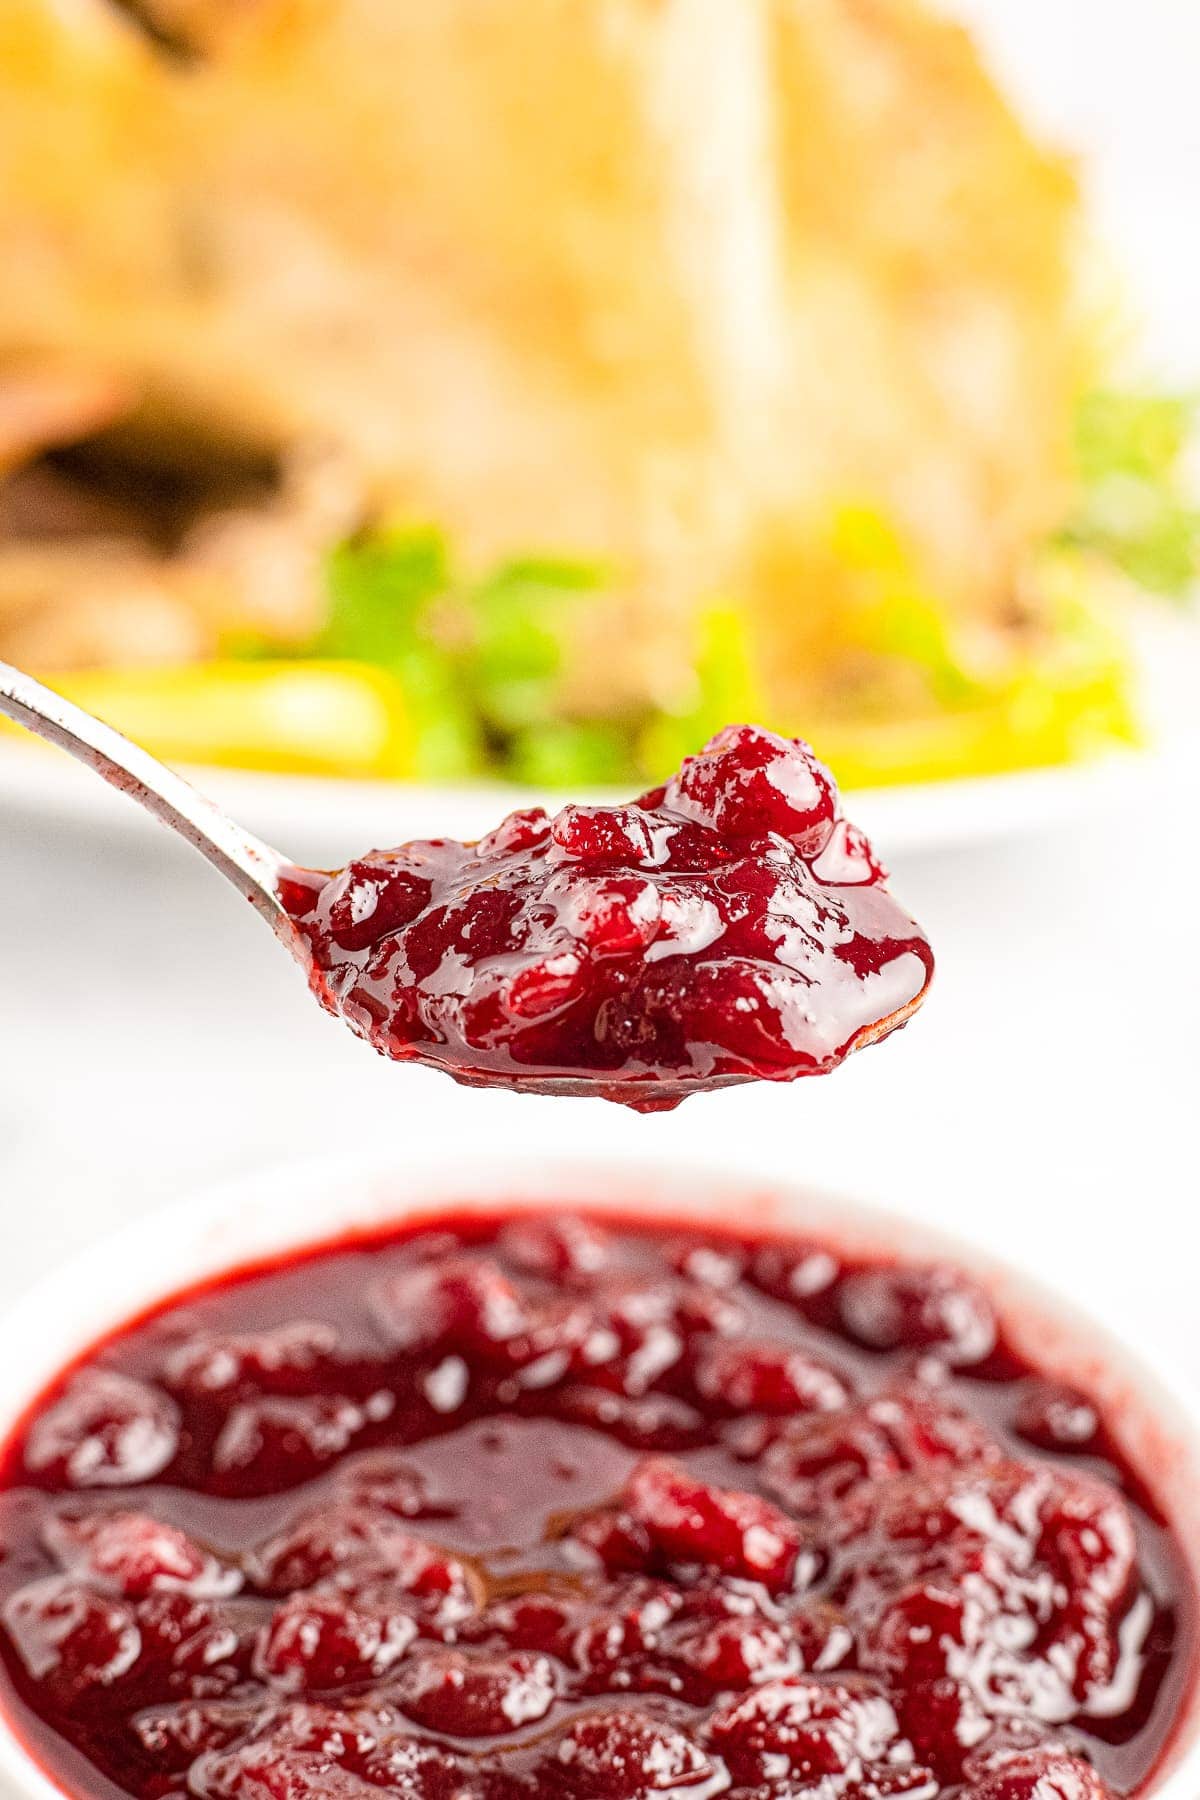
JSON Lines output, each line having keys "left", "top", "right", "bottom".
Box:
{"left": 0, "top": 1213, "right": 1190, "bottom": 1800}
{"left": 280, "top": 726, "right": 933, "bottom": 1109}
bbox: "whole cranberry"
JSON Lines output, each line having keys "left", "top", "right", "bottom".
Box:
{"left": 706, "top": 1676, "right": 903, "bottom": 1784}
{"left": 621, "top": 1456, "right": 805, "bottom": 1591}
{"left": 837, "top": 1265, "right": 997, "bottom": 1367}
{"left": 3, "top": 1577, "right": 141, "bottom": 1693}
{"left": 811, "top": 818, "right": 888, "bottom": 886}
{"left": 212, "top": 1393, "right": 374, "bottom": 1483}
{"left": 372, "top": 1256, "right": 529, "bottom": 1355}
{"left": 248, "top": 1502, "right": 443, "bottom": 1596}
{"left": 256, "top": 1589, "right": 417, "bottom": 1690}
{"left": 555, "top": 1386, "right": 706, "bottom": 1452}
{"left": 549, "top": 805, "right": 661, "bottom": 866}
{"left": 762, "top": 1403, "right": 903, "bottom": 1514}
{"left": 964, "top": 1750, "right": 1110, "bottom": 1800}
{"left": 544, "top": 1709, "right": 713, "bottom": 1795}
{"left": 42, "top": 1510, "right": 232, "bottom": 1600}
{"left": 24, "top": 1371, "right": 180, "bottom": 1489}
{"left": 1013, "top": 1381, "right": 1099, "bottom": 1453}
{"left": 662, "top": 725, "right": 838, "bottom": 853}
{"left": 134, "top": 1590, "right": 264, "bottom": 1684}
{"left": 558, "top": 876, "right": 663, "bottom": 958}
{"left": 131, "top": 1698, "right": 264, "bottom": 1766}
{"left": 868, "top": 1385, "right": 999, "bottom": 1473}
{"left": 163, "top": 1322, "right": 340, "bottom": 1397}
{"left": 693, "top": 1338, "right": 850, "bottom": 1415}
{"left": 866, "top": 1583, "right": 971, "bottom": 1685}
{"left": 250, "top": 1511, "right": 479, "bottom": 1636}
{"left": 750, "top": 1241, "right": 841, "bottom": 1303}
{"left": 898, "top": 1676, "right": 993, "bottom": 1783}
{"left": 664, "top": 1610, "right": 799, "bottom": 1692}
{"left": 569, "top": 1579, "right": 681, "bottom": 1686}
{"left": 393, "top": 1648, "right": 557, "bottom": 1734}
{"left": 322, "top": 859, "right": 433, "bottom": 952}
{"left": 498, "top": 1214, "right": 612, "bottom": 1280}
{"left": 191, "top": 1737, "right": 387, "bottom": 1800}
{"left": 566, "top": 1503, "right": 655, "bottom": 1573}
{"left": 475, "top": 807, "right": 553, "bottom": 858}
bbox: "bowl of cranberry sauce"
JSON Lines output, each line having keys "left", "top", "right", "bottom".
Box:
{"left": 0, "top": 1163, "right": 1196, "bottom": 1800}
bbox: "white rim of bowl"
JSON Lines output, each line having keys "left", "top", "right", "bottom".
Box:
{"left": 0, "top": 1149, "right": 1196, "bottom": 1799}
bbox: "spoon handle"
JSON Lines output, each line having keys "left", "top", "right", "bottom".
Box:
{"left": 0, "top": 661, "right": 300, "bottom": 946}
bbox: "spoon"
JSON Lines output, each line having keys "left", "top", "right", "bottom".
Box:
{"left": 0, "top": 664, "right": 933, "bottom": 1109}
{"left": 0, "top": 660, "right": 305, "bottom": 961}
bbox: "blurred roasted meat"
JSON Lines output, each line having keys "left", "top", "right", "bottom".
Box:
{"left": 0, "top": 0, "right": 1089, "bottom": 727}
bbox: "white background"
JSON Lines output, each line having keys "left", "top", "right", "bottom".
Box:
{"left": 946, "top": 0, "right": 1200, "bottom": 384}
{"left": 0, "top": 3, "right": 1197, "bottom": 1381}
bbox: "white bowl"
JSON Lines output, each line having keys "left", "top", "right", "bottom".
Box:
{"left": 0, "top": 1152, "right": 1197, "bottom": 1799}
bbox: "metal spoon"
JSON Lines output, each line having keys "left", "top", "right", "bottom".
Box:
{"left": 0, "top": 661, "right": 933, "bottom": 1108}
{"left": 0, "top": 660, "right": 306, "bottom": 960}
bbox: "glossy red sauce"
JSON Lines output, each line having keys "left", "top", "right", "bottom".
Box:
{"left": 0, "top": 1212, "right": 1191, "bottom": 1800}
{"left": 280, "top": 726, "right": 933, "bottom": 1108}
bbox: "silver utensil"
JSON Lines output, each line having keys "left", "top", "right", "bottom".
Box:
{"left": 0, "top": 661, "right": 305, "bottom": 957}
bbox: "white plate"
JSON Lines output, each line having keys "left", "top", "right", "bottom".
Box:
{"left": 0, "top": 734, "right": 1165, "bottom": 865}
{"left": 1, "top": 612, "right": 1196, "bottom": 867}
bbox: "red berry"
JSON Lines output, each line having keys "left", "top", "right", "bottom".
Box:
{"left": 1013, "top": 1381, "right": 1099, "bottom": 1453}
{"left": 393, "top": 1648, "right": 557, "bottom": 1734}
{"left": 560, "top": 876, "right": 663, "bottom": 957}
{"left": 896, "top": 1677, "right": 993, "bottom": 1783}
{"left": 373, "top": 1256, "right": 529, "bottom": 1355}
{"left": 750, "top": 1241, "right": 842, "bottom": 1303}
{"left": 811, "top": 818, "right": 888, "bottom": 886}
{"left": 498, "top": 1214, "right": 612, "bottom": 1280}
{"left": 837, "top": 1265, "right": 997, "bottom": 1366}
{"left": 475, "top": 807, "right": 552, "bottom": 858}
{"left": 567, "top": 1504, "right": 655, "bottom": 1574}
{"left": 503, "top": 947, "right": 587, "bottom": 1020}
{"left": 663, "top": 725, "right": 838, "bottom": 853}
{"left": 249, "top": 1509, "right": 480, "bottom": 1633}
{"left": 42, "top": 1510, "right": 231, "bottom": 1600}
{"left": 868, "top": 1384, "right": 999, "bottom": 1473}
{"left": 694, "top": 1338, "right": 850, "bottom": 1415}
{"left": 249, "top": 1502, "right": 409, "bottom": 1593}
{"left": 3, "top": 1577, "right": 140, "bottom": 1694}
{"left": 191, "top": 1739, "right": 388, "bottom": 1800}
{"left": 256, "top": 1589, "right": 417, "bottom": 1690}
{"left": 554, "top": 1385, "right": 706, "bottom": 1451}
{"left": 544, "top": 1709, "right": 713, "bottom": 1796}
{"left": 568, "top": 1579, "right": 681, "bottom": 1687}
{"left": 706, "top": 1676, "right": 903, "bottom": 1784}
{"left": 664, "top": 1610, "right": 799, "bottom": 1691}
{"left": 134, "top": 1591, "right": 263, "bottom": 1684}
{"left": 549, "top": 805, "right": 661, "bottom": 866}
{"left": 213, "top": 1394, "right": 377, "bottom": 1484}
{"left": 164, "top": 1323, "right": 339, "bottom": 1397}
{"left": 621, "top": 1456, "right": 805, "bottom": 1590}
{"left": 322, "top": 860, "right": 433, "bottom": 952}
{"left": 330, "top": 1450, "right": 426, "bottom": 1515}
{"left": 763, "top": 1404, "right": 903, "bottom": 1513}
{"left": 131, "top": 1699, "right": 263, "bottom": 1766}
{"left": 963, "top": 1750, "right": 1110, "bottom": 1800}
{"left": 24, "top": 1371, "right": 179, "bottom": 1489}
{"left": 866, "top": 1583, "right": 970, "bottom": 1685}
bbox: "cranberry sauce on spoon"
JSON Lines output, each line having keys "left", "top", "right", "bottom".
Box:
{"left": 281, "top": 726, "right": 933, "bottom": 1109}
{"left": 0, "top": 1211, "right": 1190, "bottom": 1800}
